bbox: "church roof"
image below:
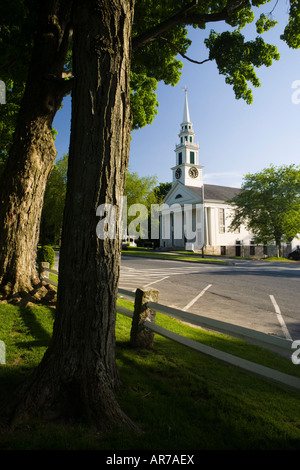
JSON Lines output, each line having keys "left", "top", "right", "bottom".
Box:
{"left": 187, "top": 184, "right": 241, "bottom": 203}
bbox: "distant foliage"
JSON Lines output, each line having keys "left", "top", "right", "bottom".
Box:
{"left": 281, "top": 0, "right": 300, "bottom": 49}
{"left": 37, "top": 245, "right": 55, "bottom": 269}
{"left": 228, "top": 164, "right": 300, "bottom": 256}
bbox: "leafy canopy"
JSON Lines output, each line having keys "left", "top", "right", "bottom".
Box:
{"left": 228, "top": 165, "right": 300, "bottom": 249}
{"left": 205, "top": 29, "right": 279, "bottom": 104}
{"left": 0, "top": 0, "right": 37, "bottom": 160}
{"left": 125, "top": 170, "right": 158, "bottom": 209}
{"left": 281, "top": 0, "right": 300, "bottom": 49}
{"left": 0, "top": 0, "right": 288, "bottom": 155}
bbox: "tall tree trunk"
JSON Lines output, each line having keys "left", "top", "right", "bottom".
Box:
{"left": 8, "top": 0, "right": 138, "bottom": 432}
{"left": 0, "top": 0, "right": 73, "bottom": 299}
{"left": 276, "top": 240, "right": 282, "bottom": 258}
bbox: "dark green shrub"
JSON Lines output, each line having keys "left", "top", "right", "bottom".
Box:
{"left": 37, "top": 245, "right": 55, "bottom": 269}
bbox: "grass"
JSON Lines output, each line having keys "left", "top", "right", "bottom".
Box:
{"left": 122, "top": 248, "right": 298, "bottom": 264}
{"left": 48, "top": 271, "right": 58, "bottom": 287}
{"left": 122, "top": 248, "right": 228, "bottom": 264}
{"left": 1, "top": 299, "right": 300, "bottom": 450}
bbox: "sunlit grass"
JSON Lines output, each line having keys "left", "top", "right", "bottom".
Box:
{"left": 0, "top": 300, "right": 300, "bottom": 450}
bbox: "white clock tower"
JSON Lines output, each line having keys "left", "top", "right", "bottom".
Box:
{"left": 172, "top": 89, "right": 203, "bottom": 187}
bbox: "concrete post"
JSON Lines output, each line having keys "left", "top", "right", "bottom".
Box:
{"left": 130, "top": 286, "right": 159, "bottom": 349}
{"left": 39, "top": 262, "right": 50, "bottom": 281}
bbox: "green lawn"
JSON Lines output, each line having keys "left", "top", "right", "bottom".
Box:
{"left": 122, "top": 247, "right": 298, "bottom": 264}
{"left": 122, "top": 249, "right": 228, "bottom": 264}
{"left": 1, "top": 298, "right": 300, "bottom": 450}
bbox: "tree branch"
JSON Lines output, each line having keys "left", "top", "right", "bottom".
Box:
{"left": 44, "top": 75, "right": 74, "bottom": 101}
{"left": 159, "top": 36, "right": 211, "bottom": 65}
{"left": 132, "top": 0, "right": 249, "bottom": 50}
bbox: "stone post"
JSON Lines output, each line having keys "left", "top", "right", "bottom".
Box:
{"left": 130, "top": 286, "right": 159, "bottom": 349}
{"left": 39, "top": 262, "right": 50, "bottom": 281}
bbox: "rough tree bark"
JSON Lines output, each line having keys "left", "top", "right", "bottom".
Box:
{"left": 7, "top": 0, "right": 138, "bottom": 432}
{"left": 0, "top": 0, "right": 73, "bottom": 299}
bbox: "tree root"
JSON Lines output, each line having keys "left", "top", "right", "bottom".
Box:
{"left": 0, "top": 281, "right": 57, "bottom": 307}
{"left": 1, "top": 365, "right": 141, "bottom": 436}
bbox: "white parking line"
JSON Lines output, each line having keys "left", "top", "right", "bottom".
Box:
{"left": 119, "top": 266, "right": 203, "bottom": 291}
{"left": 269, "top": 294, "right": 292, "bottom": 340}
{"left": 183, "top": 284, "right": 212, "bottom": 312}
{"left": 144, "top": 276, "right": 169, "bottom": 288}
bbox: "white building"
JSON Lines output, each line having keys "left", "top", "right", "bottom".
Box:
{"left": 159, "top": 91, "right": 278, "bottom": 257}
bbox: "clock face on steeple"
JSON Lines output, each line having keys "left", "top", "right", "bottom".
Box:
{"left": 189, "top": 167, "right": 198, "bottom": 178}
{"left": 172, "top": 91, "right": 203, "bottom": 187}
{"left": 175, "top": 168, "right": 182, "bottom": 179}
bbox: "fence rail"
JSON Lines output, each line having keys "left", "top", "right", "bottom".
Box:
{"left": 118, "top": 287, "right": 292, "bottom": 356}
{"left": 39, "top": 262, "right": 300, "bottom": 392}
{"left": 39, "top": 262, "right": 58, "bottom": 287}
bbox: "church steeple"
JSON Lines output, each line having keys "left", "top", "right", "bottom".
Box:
{"left": 172, "top": 89, "right": 203, "bottom": 187}
{"left": 182, "top": 87, "right": 191, "bottom": 123}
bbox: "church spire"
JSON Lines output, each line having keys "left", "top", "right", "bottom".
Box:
{"left": 172, "top": 88, "right": 203, "bottom": 187}
{"left": 182, "top": 87, "right": 190, "bottom": 124}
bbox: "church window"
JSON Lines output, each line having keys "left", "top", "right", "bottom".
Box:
{"left": 219, "top": 209, "right": 225, "bottom": 233}
{"left": 190, "top": 152, "right": 195, "bottom": 164}
{"left": 189, "top": 136, "right": 192, "bottom": 142}
{"left": 185, "top": 136, "right": 188, "bottom": 141}
{"left": 175, "top": 194, "right": 182, "bottom": 199}
{"left": 178, "top": 153, "right": 182, "bottom": 165}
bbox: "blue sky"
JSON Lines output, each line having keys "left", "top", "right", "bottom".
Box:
{"left": 53, "top": 1, "right": 300, "bottom": 189}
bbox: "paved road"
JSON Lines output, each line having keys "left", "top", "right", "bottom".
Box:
{"left": 120, "top": 256, "right": 300, "bottom": 341}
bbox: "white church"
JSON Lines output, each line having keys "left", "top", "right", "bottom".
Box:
{"left": 159, "top": 91, "right": 278, "bottom": 258}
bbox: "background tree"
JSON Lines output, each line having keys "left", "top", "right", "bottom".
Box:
{"left": 125, "top": 171, "right": 158, "bottom": 241}
{"left": 40, "top": 154, "right": 68, "bottom": 246}
{"left": 40, "top": 166, "right": 160, "bottom": 246}
{"left": 228, "top": 165, "right": 300, "bottom": 257}
{"left": 125, "top": 171, "right": 158, "bottom": 208}
{"left": 0, "top": 0, "right": 36, "bottom": 165}
{"left": 154, "top": 182, "right": 172, "bottom": 203}
{"left": 281, "top": 0, "right": 300, "bottom": 50}
{"left": 0, "top": 0, "right": 73, "bottom": 297}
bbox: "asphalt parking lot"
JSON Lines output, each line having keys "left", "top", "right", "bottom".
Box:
{"left": 120, "top": 256, "right": 300, "bottom": 341}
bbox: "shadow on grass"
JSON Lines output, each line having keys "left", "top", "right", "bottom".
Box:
{"left": 114, "top": 338, "right": 300, "bottom": 450}
{"left": 15, "top": 305, "right": 55, "bottom": 350}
